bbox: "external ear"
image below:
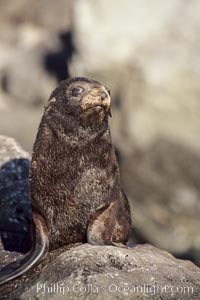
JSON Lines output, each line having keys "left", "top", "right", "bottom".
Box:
{"left": 48, "top": 97, "right": 56, "bottom": 104}
{"left": 44, "top": 97, "right": 56, "bottom": 110}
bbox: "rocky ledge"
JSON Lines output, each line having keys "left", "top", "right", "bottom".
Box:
{"left": 0, "top": 244, "right": 200, "bottom": 300}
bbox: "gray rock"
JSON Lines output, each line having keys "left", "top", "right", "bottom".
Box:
{"left": 1, "top": 244, "right": 199, "bottom": 300}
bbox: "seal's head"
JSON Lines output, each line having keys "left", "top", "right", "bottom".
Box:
{"left": 47, "top": 77, "right": 111, "bottom": 127}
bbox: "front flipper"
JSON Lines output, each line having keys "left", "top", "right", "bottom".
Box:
{"left": 87, "top": 201, "right": 130, "bottom": 246}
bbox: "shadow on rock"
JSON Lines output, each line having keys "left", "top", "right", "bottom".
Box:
{"left": 0, "top": 158, "right": 32, "bottom": 254}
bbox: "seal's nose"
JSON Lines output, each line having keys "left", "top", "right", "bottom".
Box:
{"left": 101, "top": 91, "right": 107, "bottom": 101}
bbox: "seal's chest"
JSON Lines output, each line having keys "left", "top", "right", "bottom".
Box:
{"left": 74, "top": 168, "right": 108, "bottom": 195}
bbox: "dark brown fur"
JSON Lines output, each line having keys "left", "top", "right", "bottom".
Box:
{"left": 0, "top": 77, "right": 131, "bottom": 285}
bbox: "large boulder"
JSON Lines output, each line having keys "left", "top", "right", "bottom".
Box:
{"left": 0, "top": 244, "right": 200, "bottom": 300}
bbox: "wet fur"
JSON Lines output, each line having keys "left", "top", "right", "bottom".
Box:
{"left": 0, "top": 77, "right": 131, "bottom": 285}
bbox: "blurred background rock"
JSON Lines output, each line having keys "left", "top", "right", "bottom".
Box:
{"left": 0, "top": 0, "right": 200, "bottom": 266}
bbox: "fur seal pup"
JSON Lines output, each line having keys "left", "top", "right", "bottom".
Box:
{"left": 0, "top": 77, "right": 132, "bottom": 285}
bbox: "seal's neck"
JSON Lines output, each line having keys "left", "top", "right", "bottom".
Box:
{"left": 43, "top": 109, "right": 110, "bottom": 149}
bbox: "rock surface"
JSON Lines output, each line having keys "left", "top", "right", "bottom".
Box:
{"left": 0, "top": 244, "right": 200, "bottom": 300}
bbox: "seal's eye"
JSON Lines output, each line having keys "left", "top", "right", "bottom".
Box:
{"left": 72, "top": 86, "right": 84, "bottom": 97}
